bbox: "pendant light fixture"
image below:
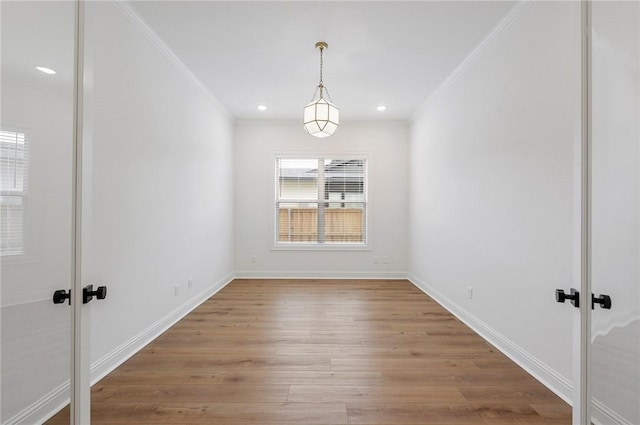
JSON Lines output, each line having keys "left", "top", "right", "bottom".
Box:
{"left": 303, "top": 41, "right": 339, "bottom": 138}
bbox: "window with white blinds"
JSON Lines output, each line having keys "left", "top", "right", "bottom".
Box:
{"left": 1, "top": 130, "right": 29, "bottom": 256}
{"left": 275, "top": 157, "right": 367, "bottom": 245}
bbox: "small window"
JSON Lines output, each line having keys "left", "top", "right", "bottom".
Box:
{"left": 275, "top": 157, "right": 367, "bottom": 245}
{"left": 1, "top": 130, "right": 29, "bottom": 256}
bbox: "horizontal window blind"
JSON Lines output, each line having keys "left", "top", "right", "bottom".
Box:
{"left": 275, "top": 157, "right": 367, "bottom": 245}
{"left": 1, "top": 130, "right": 29, "bottom": 256}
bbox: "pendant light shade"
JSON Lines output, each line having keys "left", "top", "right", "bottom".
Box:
{"left": 303, "top": 97, "right": 339, "bottom": 138}
{"left": 304, "top": 42, "right": 339, "bottom": 138}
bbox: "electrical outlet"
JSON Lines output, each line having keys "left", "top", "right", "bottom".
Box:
{"left": 174, "top": 285, "right": 180, "bottom": 296}
{"left": 467, "top": 287, "right": 473, "bottom": 299}
{"left": 251, "top": 255, "right": 256, "bottom": 263}
{"left": 374, "top": 256, "right": 379, "bottom": 264}
{"left": 188, "top": 279, "right": 193, "bottom": 289}
{"left": 382, "top": 256, "right": 390, "bottom": 264}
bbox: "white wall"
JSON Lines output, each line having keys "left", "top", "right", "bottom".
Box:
{"left": 408, "top": 1, "right": 579, "bottom": 401}
{"left": 234, "top": 120, "right": 408, "bottom": 278}
{"left": 83, "top": 0, "right": 234, "bottom": 390}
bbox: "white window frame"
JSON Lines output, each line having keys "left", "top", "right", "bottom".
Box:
{"left": 273, "top": 155, "right": 369, "bottom": 250}
{"left": 1, "top": 129, "right": 29, "bottom": 257}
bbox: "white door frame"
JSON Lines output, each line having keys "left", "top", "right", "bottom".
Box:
{"left": 71, "top": 0, "right": 90, "bottom": 423}
{"left": 573, "top": 0, "right": 592, "bottom": 425}
{"left": 577, "top": 1, "right": 591, "bottom": 424}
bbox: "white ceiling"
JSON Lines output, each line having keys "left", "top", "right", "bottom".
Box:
{"left": 1, "top": 1, "right": 515, "bottom": 121}
{"left": 130, "top": 1, "right": 515, "bottom": 120}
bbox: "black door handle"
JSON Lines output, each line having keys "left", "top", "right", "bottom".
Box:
{"left": 53, "top": 289, "right": 71, "bottom": 305}
{"left": 83, "top": 284, "right": 108, "bottom": 304}
{"left": 592, "top": 293, "right": 612, "bottom": 310}
{"left": 555, "top": 288, "right": 580, "bottom": 308}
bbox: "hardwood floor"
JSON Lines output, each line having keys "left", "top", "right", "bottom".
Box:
{"left": 46, "top": 279, "right": 571, "bottom": 424}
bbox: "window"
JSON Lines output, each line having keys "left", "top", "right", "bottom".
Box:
{"left": 275, "top": 157, "right": 367, "bottom": 245}
{"left": 1, "top": 130, "right": 29, "bottom": 256}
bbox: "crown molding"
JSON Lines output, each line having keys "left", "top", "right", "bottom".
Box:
{"left": 411, "top": 0, "right": 534, "bottom": 121}
{"left": 111, "top": 1, "right": 232, "bottom": 120}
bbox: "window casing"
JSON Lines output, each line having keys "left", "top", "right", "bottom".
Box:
{"left": 1, "top": 130, "right": 29, "bottom": 256}
{"left": 275, "top": 157, "right": 367, "bottom": 246}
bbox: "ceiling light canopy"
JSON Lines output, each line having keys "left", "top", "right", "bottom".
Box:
{"left": 303, "top": 42, "right": 339, "bottom": 139}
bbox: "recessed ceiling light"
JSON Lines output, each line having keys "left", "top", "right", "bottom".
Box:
{"left": 376, "top": 105, "right": 387, "bottom": 112}
{"left": 36, "top": 66, "right": 56, "bottom": 75}
{"left": 257, "top": 105, "right": 268, "bottom": 111}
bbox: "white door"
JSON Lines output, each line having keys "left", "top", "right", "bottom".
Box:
{"left": 1, "top": 2, "right": 97, "bottom": 424}
{"left": 590, "top": 1, "right": 639, "bottom": 424}
{"left": 0, "top": 1, "right": 78, "bottom": 424}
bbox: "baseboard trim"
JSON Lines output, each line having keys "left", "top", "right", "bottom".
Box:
{"left": 90, "top": 272, "right": 235, "bottom": 385}
{"left": 592, "top": 398, "right": 634, "bottom": 425}
{"left": 6, "top": 272, "right": 234, "bottom": 425}
{"left": 234, "top": 270, "right": 408, "bottom": 280}
{"left": 3, "top": 381, "right": 70, "bottom": 425}
{"left": 407, "top": 273, "right": 573, "bottom": 406}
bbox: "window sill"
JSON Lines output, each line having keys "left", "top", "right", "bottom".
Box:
{"left": 271, "top": 243, "right": 371, "bottom": 252}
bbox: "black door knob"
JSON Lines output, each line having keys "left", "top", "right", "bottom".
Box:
{"left": 555, "top": 288, "right": 580, "bottom": 308}
{"left": 53, "top": 289, "right": 71, "bottom": 305}
{"left": 83, "top": 284, "right": 108, "bottom": 304}
{"left": 592, "top": 294, "right": 612, "bottom": 310}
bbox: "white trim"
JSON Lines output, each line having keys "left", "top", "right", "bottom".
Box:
{"left": 578, "top": 1, "right": 592, "bottom": 424}
{"left": 71, "top": 1, "right": 87, "bottom": 422}
{"left": 591, "top": 398, "right": 635, "bottom": 425}
{"left": 235, "top": 271, "right": 407, "bottom": 280}
{"left": 274, "top": 151, "right": 370, "bottom": 160}
{"left": 411, "top": 0, "right": 533, "bottom": 121}
{"left": 270, "top": 244, "right": 370, "bottom": 251}
{"left": 2, "top": 381, "right": 71, "bottom": 425}
{"left": 6, "top": 273, "right": 234, "bottom": 425}
{"left": 89, "top": 272, "right": 234, "bottom": 384}
{"left": 408, "top": 273, "right": 574, "bottom": 405}
{"left": 111, "top": 1, "right": 231, "bottom": 120}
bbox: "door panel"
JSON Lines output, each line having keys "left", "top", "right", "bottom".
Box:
{"left": 0, "top": 1, "right": 76, "bottom": 424}
{"left": 591, "top": 1, "right": 640, "bottom": 424}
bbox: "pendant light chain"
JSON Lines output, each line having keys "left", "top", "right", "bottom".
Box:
{"left": 319, "top": 45, "right": 324, "bottom": 86}
{"left": 318, "top": 44, "right": 331, "bottom": 101}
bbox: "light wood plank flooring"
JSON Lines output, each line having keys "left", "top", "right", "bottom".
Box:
{"left": 47, "top": 279, "right": 571, "bottom": 424}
